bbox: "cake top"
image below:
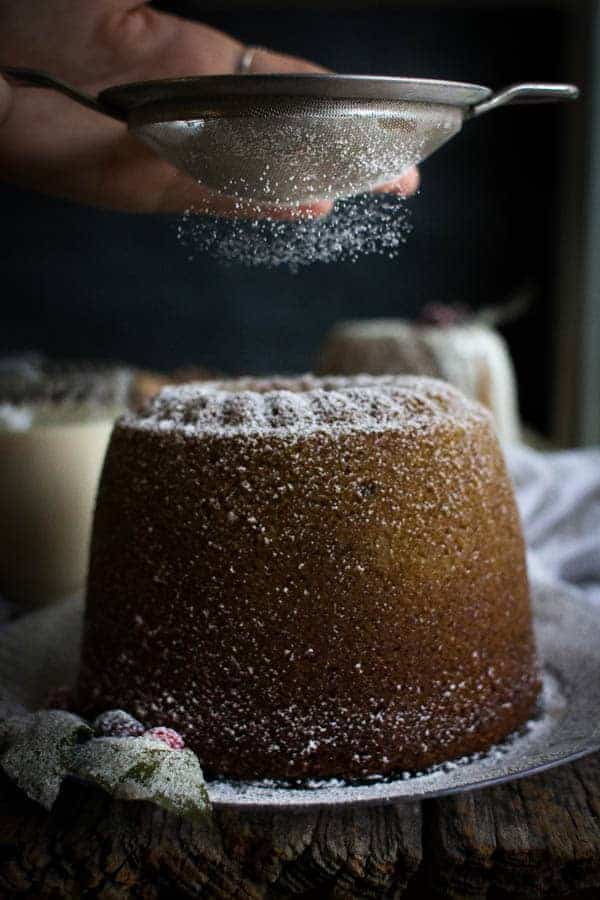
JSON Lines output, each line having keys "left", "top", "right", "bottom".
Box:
{"left": 0, "top": 355, "right": 134, "bottom": 430}
{"left": 125, "top": 374, "right": 490, "bottom": 439}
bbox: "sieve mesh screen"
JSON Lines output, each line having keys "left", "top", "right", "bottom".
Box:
{"left": 134, "top": 100, "right": 462, "bottom": 204}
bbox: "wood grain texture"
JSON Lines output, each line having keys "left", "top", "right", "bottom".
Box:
{"left": 425, "top": 754, "right": 600, "bottom": 899}
{"left": 2, "top": 757, "right": 600, "bottom": 898}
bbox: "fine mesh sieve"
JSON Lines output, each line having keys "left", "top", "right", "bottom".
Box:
{"left": 132, "top": 99, "right": 463, "bottom": 204}
{"left": 1, "top": 69, "right": 579, "bottom": 206}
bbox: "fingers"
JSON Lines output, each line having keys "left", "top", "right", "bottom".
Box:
{"left": 241, "top": 46, "right": 329, "bottom": 75}
{"left": 0, "top": 75, "right": 13, "bottom": 126}
{"left": 155, "top": 172, "right": 334, "bottom": 220}
{"left": 247, "top": 199, "right": 334, "bottom": 221}
{"left": 373, "top": 166, "right": 420, "bottom": 197}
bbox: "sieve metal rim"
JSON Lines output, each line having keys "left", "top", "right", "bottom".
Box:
{"left": 100, "top": 74, "right": 492, "bottom": 116}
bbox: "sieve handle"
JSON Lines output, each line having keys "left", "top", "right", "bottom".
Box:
{"left": 472, "top": 82, "right": 579, "bottom": 117}
{"left": 0, "top": 66, "right": 127, "bottom": 121}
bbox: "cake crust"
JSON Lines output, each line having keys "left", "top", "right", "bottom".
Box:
{"left": 79, "top": 376, "right": 539, "bottom": 780}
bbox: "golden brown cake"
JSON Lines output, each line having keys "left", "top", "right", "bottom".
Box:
{"left": 78, "top": 375, "right": 539, "bottom": 781}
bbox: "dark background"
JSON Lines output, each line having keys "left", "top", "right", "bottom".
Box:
{"left": 0, "top": 3, "right": 571, "bottom": 432}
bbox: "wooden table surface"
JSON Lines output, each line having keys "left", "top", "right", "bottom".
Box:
{"left": 2, "top": 751, "right": 600, "bottom": 898}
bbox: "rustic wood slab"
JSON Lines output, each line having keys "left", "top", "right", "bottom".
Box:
{"left": 2, "top": 754, "right": 600, "bottom": 898}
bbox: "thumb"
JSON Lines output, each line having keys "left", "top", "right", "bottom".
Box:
{"left": 0, "top": 75, "right": 12, "bottom": 124}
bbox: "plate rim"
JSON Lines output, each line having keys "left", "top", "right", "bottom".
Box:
{"left": 205, "top": 676, "right": 600, "bottom": 811}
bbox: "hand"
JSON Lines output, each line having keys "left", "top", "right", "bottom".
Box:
{"left": 0, "top": 2, "right": 419, "bottom": 217}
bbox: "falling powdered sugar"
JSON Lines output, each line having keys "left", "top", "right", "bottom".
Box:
{"left": 175, "top": 193, "right": 412, "bottom": 270}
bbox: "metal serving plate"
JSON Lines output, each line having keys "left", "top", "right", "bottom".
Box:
{"left": 1, "top": 576, "right": 598, "bottom": 811}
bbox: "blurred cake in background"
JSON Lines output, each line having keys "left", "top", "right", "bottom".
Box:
{"left": 0, "top": 355, "right": 137, "bottom": 609}
{"left": 318, "top": 305, "right": 521, "bottom": 443}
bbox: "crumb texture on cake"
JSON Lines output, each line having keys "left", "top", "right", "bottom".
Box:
{"left": 126, "top": 374, "right": 490, "bottom": 438}
{"left": 79, "top": 374, "right": 538, "bottom": 781}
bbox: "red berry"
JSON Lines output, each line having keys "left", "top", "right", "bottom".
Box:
{"left": 144, "top": 726, "right": 185, "bottom": 749}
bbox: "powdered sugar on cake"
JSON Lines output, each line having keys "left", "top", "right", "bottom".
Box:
{"left": 124, "top": 374, "right": 491, "bottom": 440}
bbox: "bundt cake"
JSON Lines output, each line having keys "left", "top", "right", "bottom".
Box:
{"left": 78, "top": 375, "right": 539, "bottom": 780}
{"left": 318, "top": 317, "right": 521, "bottom": 443}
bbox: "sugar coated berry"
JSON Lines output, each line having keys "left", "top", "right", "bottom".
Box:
{"left": 144, "top": 726, "right": 185, "bottom": 750}
{"left": 94, "top": 709, "right": 145, "bottom": 738}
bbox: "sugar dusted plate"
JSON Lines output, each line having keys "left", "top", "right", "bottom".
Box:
{"left": 1, "top": 577, "right": 599, "bottom": 811}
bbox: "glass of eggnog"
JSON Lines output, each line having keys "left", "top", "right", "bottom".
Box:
{"left": 0, "top": 358, "right": 134, "bottom": 609}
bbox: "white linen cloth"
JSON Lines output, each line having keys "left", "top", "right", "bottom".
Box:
{"left": 506, "top": 445, "right": 600, "bottom": 604}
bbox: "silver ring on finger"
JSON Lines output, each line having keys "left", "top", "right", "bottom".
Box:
{"left": 237, "top": 45, "right": 261, "bottom": 75}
